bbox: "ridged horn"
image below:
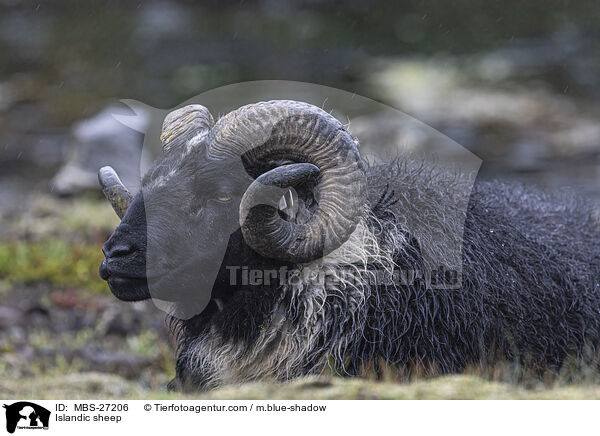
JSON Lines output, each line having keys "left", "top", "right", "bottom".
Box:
{"left": 98, "top": 166, "right": 133, "bottom": 219}
{"left": 209, "top": 100, "right": 367, "bottom": 263}
{"left": 161, "top": 104, "right": 214, "bottom": 154}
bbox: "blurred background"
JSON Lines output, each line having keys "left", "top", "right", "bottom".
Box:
{"left": 0, "top": 0, "right": 599, "bottom": 398}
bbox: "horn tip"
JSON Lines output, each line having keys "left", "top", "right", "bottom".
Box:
{"left": 98, "top": 166, "right": 117, "bottom": 186}
{"left": 97, "top": 166, "right": 132, "bottom": 219}
{"left": 98, "top": 165, "right": 115, "bottom": 175}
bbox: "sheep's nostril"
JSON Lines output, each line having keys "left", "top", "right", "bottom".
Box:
{"left": 107, "top": 245, "right": 134, "bottom": 258}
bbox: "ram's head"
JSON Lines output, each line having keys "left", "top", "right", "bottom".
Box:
{"left": 98, "top": 100, "right": 367, "bottom": 316}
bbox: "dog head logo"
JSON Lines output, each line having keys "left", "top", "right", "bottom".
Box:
{"left": 3, "top": 402, "right": 50, "bottom": 434}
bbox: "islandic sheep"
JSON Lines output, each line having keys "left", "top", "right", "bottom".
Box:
{"left": 98, "top": 100, "right": 600, "bottom": 390}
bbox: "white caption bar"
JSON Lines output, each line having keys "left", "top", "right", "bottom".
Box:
{"left": 0, "top": 400, "right": 595, "bottom": 436}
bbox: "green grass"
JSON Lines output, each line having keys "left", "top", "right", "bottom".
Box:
{"left": 0, "top": 195, "right": 119, "bottom": 293}
{"left": 0, "top": 239, "right": 107, "bottom": 293}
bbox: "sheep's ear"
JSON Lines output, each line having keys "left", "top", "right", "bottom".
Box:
{"left": 160, "top": 105, "right": 214, "bottom": 154}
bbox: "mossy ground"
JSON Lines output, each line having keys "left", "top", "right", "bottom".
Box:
{"left": 0, "top": 240, "right": 106, "bottom": 293}
{"left": 4, "top": 373, "right": 600, "bottom": 400}
{"left": 0, "top": 194, "right": 117, "bottom": 294}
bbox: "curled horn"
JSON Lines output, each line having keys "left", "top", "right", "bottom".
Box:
{"left": 98, "top": 166, "right": 133, "bottom": 219}
{"left": 209, "top": 100, "right": 367, "bottom": 263}
{"left": 160, "top": 104, "right": 214, "bottom": 154}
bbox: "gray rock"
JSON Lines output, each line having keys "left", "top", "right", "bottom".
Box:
{"left": 51, "top": 105, "right": 150, "bottom": 196}
{"left": 0, "top": 306, "right": 24, "bottom": 330}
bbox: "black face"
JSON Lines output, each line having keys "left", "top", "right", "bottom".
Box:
{"left": 99, "top": 193, "right": 149, "bottom": 301}
{"left": 99, "top": 150, "right": 253, "bottom": 312}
